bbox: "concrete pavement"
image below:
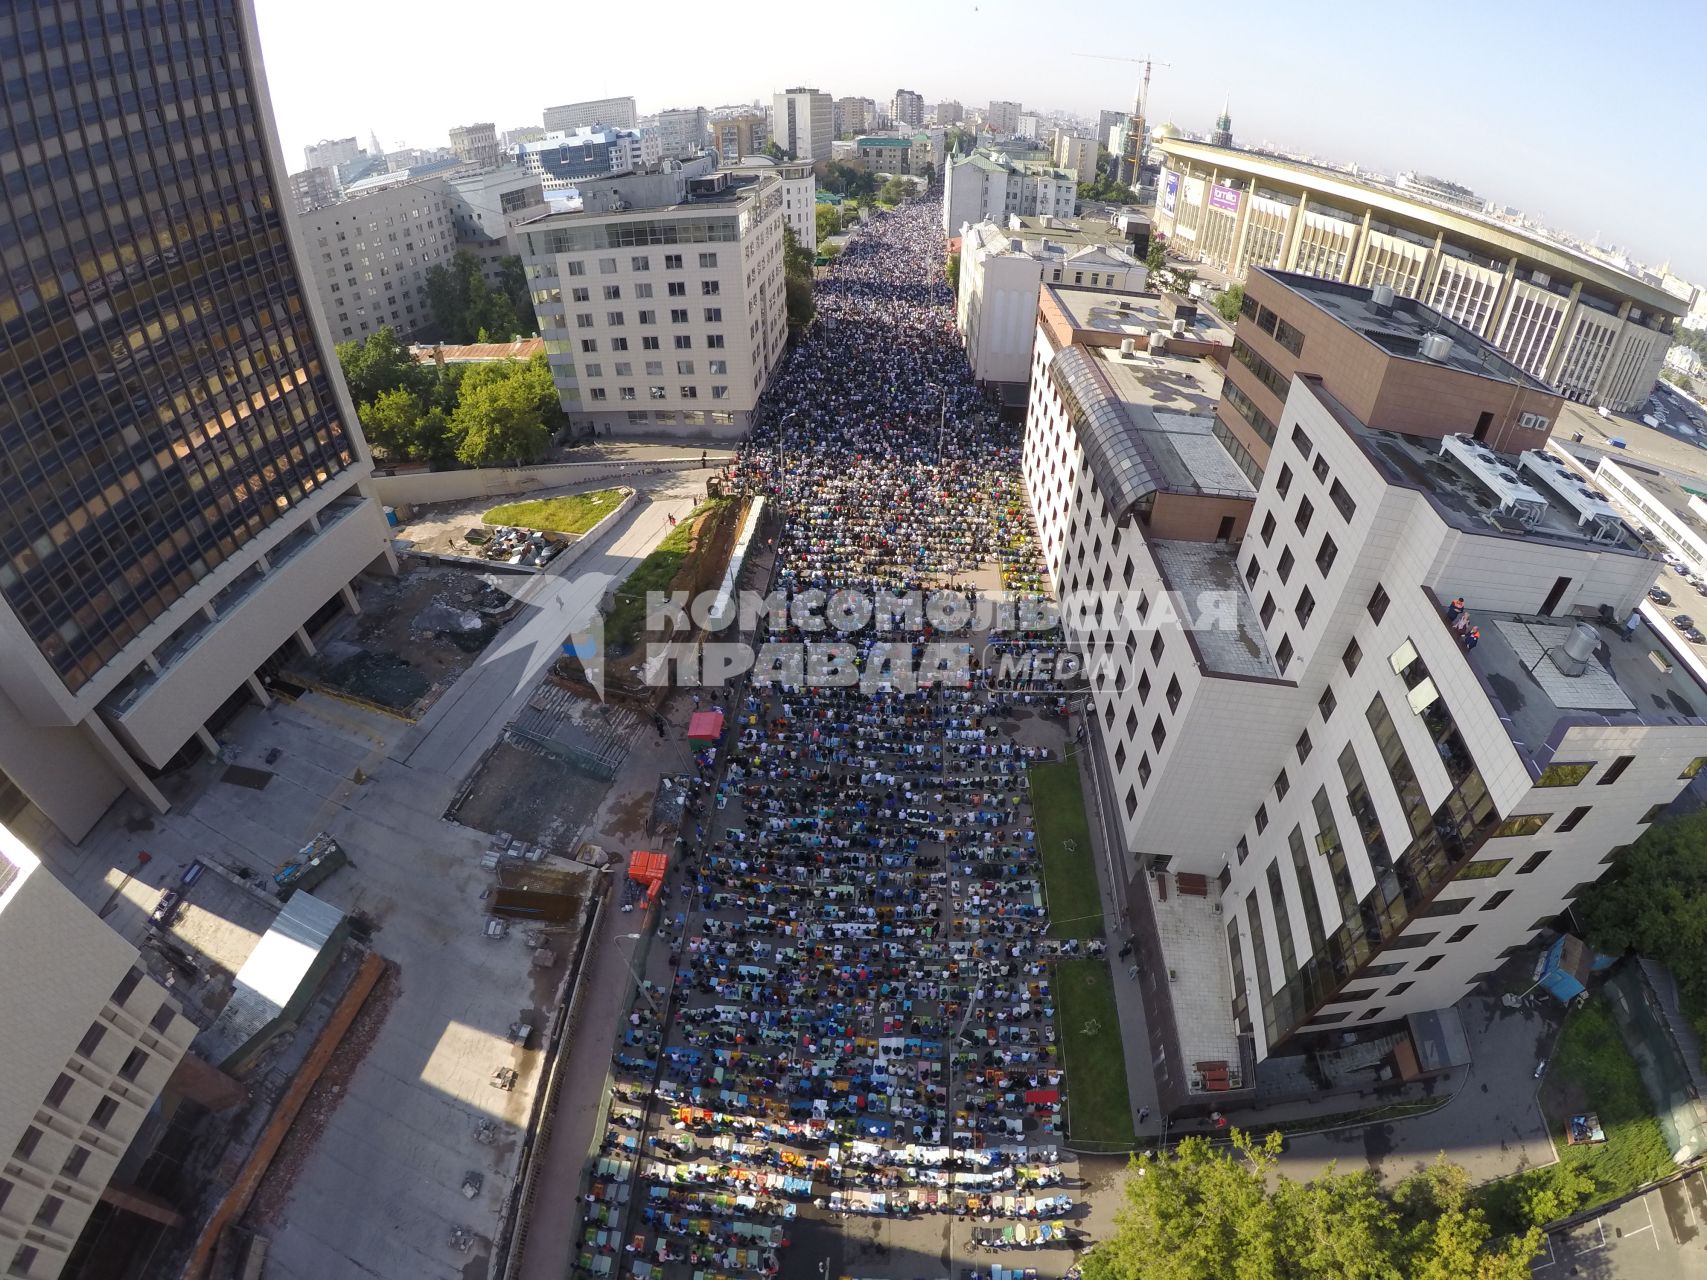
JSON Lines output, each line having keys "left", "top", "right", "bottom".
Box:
{"left": 1532, "top": 1168, "right": 1707, "bottom": 1277}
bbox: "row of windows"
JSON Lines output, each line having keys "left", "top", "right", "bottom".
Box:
{"left": 535, "top": 219, "right": 739, "bottom": 254}
{"left": 576, "top": 334, "right": 724, "bottom": 353}
{"left": 1232, "top": 336, "right": 1290, "bottom": 403}
{"left": 574, "top": 305, "right": 722, "bottom": 327}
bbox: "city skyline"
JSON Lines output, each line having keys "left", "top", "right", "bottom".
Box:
{"left": 255, "top": 0, "right": 1706, "bottom": 282}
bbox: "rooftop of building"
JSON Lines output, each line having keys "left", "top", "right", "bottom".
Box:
{"left": 854, "top": 135, "right": 912, "bottom": 147}
{"left": 1552, "top": 401, "right": 1707, "bottom": 493}
{"left": 1145, "top": 877, "right": 1247, "bottom": 1084}
{"left": 1157, "top": 138, "right": 1685, "bottom": 317}
{"left": 967, "top": 215, "right": 1135, "bottom": 259}
{"left": 1300, "top": 379, "right": 1648, "bottom": 557}
{"left": 1256, "top": 269, "right": 1552, "bottom": 391}
{"left": 1151, "top": 540, "right": 1279, "bottom": 678}
{"left": 520, "top": 166, "right": 771, "bottom": 224}
{"left": 410, "top": 339, "right": 544, "bottom": 363}
{"left": 1047, "top": 285, "right": 1230, "bottom": 346}
{"left": 1461, "top": 608, "right": 1707, "bottom": 764}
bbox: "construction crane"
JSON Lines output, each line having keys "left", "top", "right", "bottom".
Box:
{"left": 1073, "top": 53, "right": 1171, "bottom": 183}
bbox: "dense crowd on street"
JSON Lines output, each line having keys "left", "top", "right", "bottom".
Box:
{"left": 574, "top": 200, "right": 1081, "bottom": 1280}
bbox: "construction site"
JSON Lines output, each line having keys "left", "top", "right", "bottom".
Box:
{"left": 20, "top": 461, "right": 744, "bottom": 1280}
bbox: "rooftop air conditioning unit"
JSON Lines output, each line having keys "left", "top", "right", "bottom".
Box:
{"left": 1371, "top": 283, "right": 1395, "bottom": 310}
{"left": 1421, "top": 332, "right": 1454, "bottom": 362}
{"left": 1171, "top": 318, "right": 1187, "bottom": 336}
{"left": 1120, "top": 337, "right": 1137, "bottom": 356}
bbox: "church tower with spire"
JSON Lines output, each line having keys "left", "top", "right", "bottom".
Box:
{"left": 1210, "top": 101, "right": 1232, "bottom": 148}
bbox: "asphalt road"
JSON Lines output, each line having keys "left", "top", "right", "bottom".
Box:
{"left": 1532, "top": 1169, "right": 1707, "bottom": 1278}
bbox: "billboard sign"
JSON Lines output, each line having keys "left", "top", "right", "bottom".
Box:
{"left": 1162, "top": 171, "right": 1179, "bottom": 217}
{"left": 1209, "top": 183, "right": 1242, "bottom": 213}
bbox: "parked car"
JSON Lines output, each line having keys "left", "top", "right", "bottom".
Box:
{"left": 1650, "top": 586, "right": 1673, "bottom": 605}
{"left": 1686, "top": 628, "right": 1706, "bottom": 644}
{"left": 1671, "top": 614, "right": 1695, "bottom": 631}
{"left": 149, "top": 888, "right": 182, "bottom": 930}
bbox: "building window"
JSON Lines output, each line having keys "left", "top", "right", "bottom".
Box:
{"left": 1425, "top": 897, "right": 1471, "bottom": 917}
{"left": 1150, "top": 632, "right": 1164, "bottom": 662}
{"left": 60, "top": 1147, "right": 89, "bottom": 1178}
{"left": 603, "top": 285, "right": 622, "bottom": 300}
{"left": 1245, "top": 558, "right": 1260, "bottom": 587}
{"left": 1388, "top": 981, "right": 1413, "bottom": 996}
{"left": 1556, "top": 806, "right": 1591, "bottom": 832}
{"left": 1492, "top": 814, "right": 1550, "bottom": 838}
{"left": 112, "top": 968, "right": 143, "bottom": 1007}
{"left": 1278, "top": 548, "right": 1295, "bottom": 582}
{"left": 1260, "top": 513, "right": 1277, "bottom": 545}
{"left": 1480, "top": 890, "right": 1512, "bottom": 911}
{"left": 1275, "top": 636, "right": 1293, "bottom": 671}
{"left": 1456, "top": 858, "right": 1509, "bottom": 879}
{"left": 149, "top": 1005, "right": 175, "bottom": 1033}
{"left": 665, "top": 254, "right": 683, "bottom": 269}
{"left": 90, "top": 1097, "right": 119, "bottom": 1130}
{"left": 1318, "top": 686, "right": 1337, "bottom": 721}
{"left": 1297, "top": 587, "right": 1316, "bottom": 627}
{"left": 1312, "top": 455, "right": 1330, "bottom": 483}
{"left": 1166, "top": 676, "right": 1182, "bottom": 711}
{"left": 580, "top": 339, "right": 597, "bottom": 353}
{"left": 1640, "top": 802, "right": 1668, "bottom": 823}
{"left": 1296, "top": 497, "right": 1314, "bottom": 533}
{"left": 13, "top": 1128, "right": 40, "bottom": 1160}
{"left": 1275, "top": 769, "right": 1289, "bottom": 801}
{"left": 1138, "top": 754, "right": 1152, "bottom": 786}
{"left": 1597, "top": 756, "right": 1635, "bottom": 785}
{"left": 631, "top": 255, "right": 651, "bottom": 270}
{"left": 1296, "top": 729, "right": 1312, "bottom": 762}
{"left": 1125, "top": 787, "right": 1138, "bottom": 818}
{"left": 76, "top": 1023, "right": 106, "bottom": 1058}
{"left": 1367, "top": 585, "right": 1390, "bottom": 623}
{"left": 702, "top": 280, "right": 721, "bottom": 296}
{"left": 1316, "top": 535, "right": 1337, "bottom": 576}
{"left": 1276, "top": 464, "right": 1293, "bottom": 498}
{"left": 1682, "top": 757, "right": 1707, "bottom": 780}
{"left": 33, "top": 1196, "right": 62, "bottom": 1229}
{"left": 1137, "top": 672, "right": 1152, "bottom": 703}
{"left": 1255, "top": 804, "right": 1269, "bottom": 834}
{"left": 1415, "top": 955, "right": 1443, "bottom": 972}
{"left": 1536, "top": 762, "right": 1592, "bottom": 787}
{"left": 1330, "top": 479, "right": 1356, "bottom": 520}
{"left": 1151, "top": 717, "right": 1167, "bottom": 750}
{"left": 699, "top": 252, "right": 718, "bottom": 268}
{"left": 1517, "top": 849, "right": 1552, "bottom": 874}
{"left": 1291, "top": 425, "right": 1312, "bottom": 458}
{"left": 1236, "top": 836, "right": 1249, "bottom": 863}
{"left": 1260, "top": 594, "right": 1276, "bottom": 627}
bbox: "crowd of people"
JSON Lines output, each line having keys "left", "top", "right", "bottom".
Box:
{"left": 575, "top": 200, "right": 1080, "bottom": 1280}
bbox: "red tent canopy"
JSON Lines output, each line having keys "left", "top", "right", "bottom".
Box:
{"left": 687, "top": 708, "right": 725, "bottom": 744}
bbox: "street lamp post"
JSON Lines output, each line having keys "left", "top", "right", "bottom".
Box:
{"left": 617, "top": 931, "right": 662, "bottom": 1017}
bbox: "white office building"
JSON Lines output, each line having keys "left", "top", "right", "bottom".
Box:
{"left": 0, "top": 825, "right": 200, "bottom": 1279}
{"left": 543, "top": 95, "right": 638, "bottom": 133}
{"left": 728, "top": 156, "right": 817, "bottom": 253}
{"left": 1051, "top": 130, "right": 1097, "bottom": 183}
{"left": 985, "top": 100, "right": 1022, "bottom": 136}
{"left": 1023, "top": 268, "right": 1707, "bottom": 1113}
{"left": 304, "top": 135, "right": 359, "bottom": 171}
{"left": 957, "top": 216, "right": 1143, "bottom": 392}
{"left": 648, "top": 107, "right": 709, "bottom": 159}
{"left": 522, "top": 166, "right": 789, "bottom": 440}
{"left": 445, "top": 167, "right": 549, "bottom": 286}
{"left": 943, "top": 150, "right": 1078, "bottom": 236}
{"left": 773, "top": 87, "right": 834, "bottom": 162}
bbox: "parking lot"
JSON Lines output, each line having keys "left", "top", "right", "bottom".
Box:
{"left": 1533, "top": 1169, "right": 1707, "bottom": 1277}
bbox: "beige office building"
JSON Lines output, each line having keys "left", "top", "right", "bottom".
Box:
{"left": 1153, "top": 136, "right": 1684, "bottom": 411}
{"left": 522, "top": 166, "right": 789, "bottom": 439}
{"left": 448, "top": 121, "right": 499, "bottom": 168}
{"left": 0, "top": 827, "right": 199, "bottom": 1279}
{"left": 543, "top": 95, "right": 638, "bottom": 133}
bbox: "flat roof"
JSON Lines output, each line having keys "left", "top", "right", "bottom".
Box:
{"left": 1258, "top": 269, "right": 1551, "bottom": 391}
{"left": 1152, "top": 540, "right": 1278, "bottom": 678}
{"left": 1466, "top": 610, "right": 1706, "bottom": 761}
{"left": 1300, "top": 380, "right": 1646, "bottom": 555}
{"left": 1047, "top": 286, "right": 1230, "bottom": 345}
{"left": 1553, "top": 401, "right": 1707, "bottom": 488}
{"left": 1158, "top": 138, "right": 1684, "bottom": 317}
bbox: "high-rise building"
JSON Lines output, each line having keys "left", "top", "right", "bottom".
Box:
{"left": 1023, "top": 267, "right": 1707, "bottom": 1113}
{"left": 1209, "top": 101, "right": 1233, "bottom": 148}
{"left": 728, "top": 156, "right": 817, "bottom": 252}
{"left": 448, "top": 121, "right": 499, "bottom": 168}
{"left": 287, "top": 165, "right": 340, "bottom": 215}
{"left": 514, "top": 128, "right": 647, "bottom": 187}
{"left": 772, "top": 87, "right": 834, "bottom": 162}
{"left": 522, "top": 164, "right": 789, "bottom": 440}
{"left": 1051, "top": 129, "right": 1098, "bottom": 182}
{"left": 650, "top": 107, "right": 709, "bottom": 159}
{"left": 542, "top": 95, "right": 638, "bottom": 133}
{"left": 985, "top": 100, "right": 1022, "bottom": 136}
{"left": 709, "top": 113, "right": 770, "bottom": 162}
{"left": 0, "top": 0, "right": 393, "bottom": 843}
{"left": 295, "top": 179, "right": 461, "bottom": 343}
{"left": 304, "top": 135, "right": 360, "bottom": 171}
{"left": 891, "top": 89, "right": 925, "bottom": 128}
{"left": 934, "top": 101, "right": 965, "bottom": 126}
{"left": 445, "top": 169, "right": 550, "bottom": 286}
{"left": 1097, "top": 108, "right": 1127, "bottom": 142}
{"left": 834, "top": 96, "right": 868, "bottom": 139}
{"left": 0, "top": 822, "right": 210, "bottom": 1280}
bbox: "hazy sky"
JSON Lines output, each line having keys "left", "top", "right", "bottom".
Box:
{"left": 255, "top": 0, "right": 1707, "bottom": 279}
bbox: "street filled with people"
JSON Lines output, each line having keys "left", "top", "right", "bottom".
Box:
{"left": 574, "top": 198, "right": 1085, "bottom": 1280}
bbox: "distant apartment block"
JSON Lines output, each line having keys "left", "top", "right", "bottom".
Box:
{"left": 834, "top": 96, "right": 868, "bottom": 138}
{"left": 649, "top": 107, "right": 709, "bottom": 159}
{"left": 934, "top": 100, "right": 964, "bottom": 126}
{"left": 985, "top": 100, "right": 1022, "bottom": 136}
{"left": 728, "top": 156, "right": 817, "bottom": 252}
{"left": 522, "top": 165, "right": 789, "bottom": 439}
{"left": 0, "top": 0, "right": 394, "bottom": 843}
{"left": 304, "top": 135, "right": 360, "bottom": 171}
{"left": 891, "top": 89, "right": 925, "bottom": 127}
{"left": 295, "top": 180, "right": 460, "bottom": 342}
{"left": 709, "top": 112, "right": 770, "bottom": 162}
{"left": 543, "top": 95, "right": 638, "bottom": 133}
{"left": 448, "top": 121, "right": 499, "bottom": 168}
{"left": 287, "top": 165, "right": 339, "bottom": 214}
{"left": 773, "top": 87, "right": 834, "bottom": 161}
{"left": 943, "top": 148, "right": 1078, "bottom": 235}
{"left": 515, "top": 128, "right": 647, "bottom": 189}
{"left": 1052, "top": 130, "right": 1097, "bottom": 183}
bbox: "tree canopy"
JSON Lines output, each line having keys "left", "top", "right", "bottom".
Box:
{"left": 782, "top": 225, "right": 815, "bottom": 332}
{"left": 451, "top": 373, "right": 551, "bottom": 468}
{"left": 879, "top": 176, "right": 913, "bottom": 205}
{"left": 815, "top": 159, "right": 879, "bottom": 200}
{"left": 336, "top": 326, "right": 433, "bottom": 407}
{"left": 815, "top": 203, "right": 841, "bottom": 245}
{"left": 1577, "top": 808, "right": 1707, "bottom": 1032}
{"left": 1082, "top": 1133, "right": 1540, "bottom": 1280}
{"left": 1215, "top": 283, "right": 1246, "bottom": 324}
{"left": 424, "top": 250, "right": 535, "bottom": 344}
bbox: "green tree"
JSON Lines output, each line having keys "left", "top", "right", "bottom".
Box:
{"left": 1215, "top": 283, "right": 1245, "bottom": 324}
{"left": 815, "top": 203, "right": 841, "bottom": 245}
{"left": 917, "top": 161, "right": 935, "bottom": 187}
{"left": 1146, "top": 238, "right": 1167, "bottom": 275}
{"left": 781, "top": 225, "right": 815, "bottom": 332}
{"left": 336, "top": 326, "right": 431, "bottom": 407}
{"left": 1081, "top": 1135, "right": 1540, "bottom": 1280}
{"left": 425, "top": 250, "right": 528, "bottom": 344}
{"left": 946, "top": 251, "right": 960, "bottom": 292}
{"left": 1578, "top": 809, "right": 1707, "bottom": 1030}
{"left": 879, "top": 176, "right": 912, "bottom": 205}
{"left": 357, "top": 387, "right": 450, "bottom": 463}
{"left": 450, "top": 374, "right": 550, "bottom": 467}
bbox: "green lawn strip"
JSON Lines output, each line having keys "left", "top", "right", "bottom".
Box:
{"left": 1028, "top": 761, "right": 1104, "bottom": 940}
{"left": 1055, "top": 957, "right": 1136, "bottom": 1149}
{"left": 604, "top": 500, "right": 731, "bottom": 654}
{"left": 482, "top": 487, "right": 626, "bottom": 535}
{"left": 1478, "top": 998, "right": 1674, "bottom": 1235}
